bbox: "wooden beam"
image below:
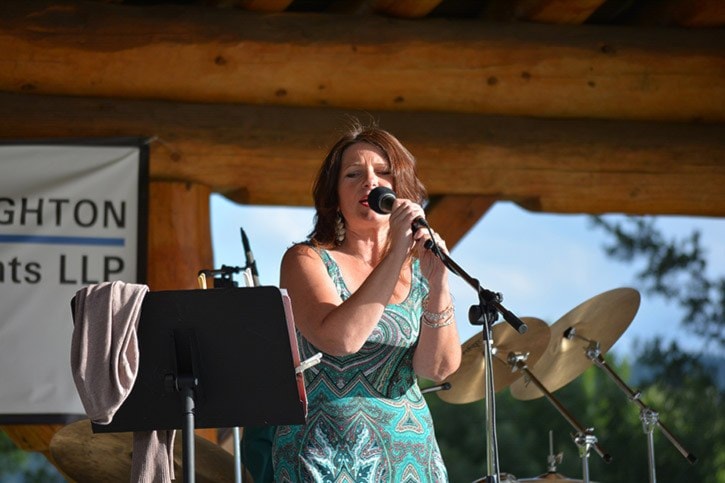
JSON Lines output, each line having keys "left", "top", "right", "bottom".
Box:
{"left": 0, "top": 92, "right": 722, "bottom": 217}
{"left": 1, "top": 1, "right": 724, "bottom": 121}
{"left": 204, "top": 0, "right": 294, "bottom": 13}
{"left": 425, "top": 195, "right": 497, "bottom": 247}
{"left": 522, "top": 0, "right": 606, "bottom": 23}
{"left": 632, "top": 0, "right": 725, "bottom": 28}
{"left": 373, "top": 0, "right": 443, "bottom": 18}
{"left": 486, "top": 0, "right": 606, "bottom": 24}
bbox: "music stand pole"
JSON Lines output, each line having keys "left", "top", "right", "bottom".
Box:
{"left": 178, "top": 376, "right": 198, "bottom": 483}
{"left": 232, "top": 427, "right": 242, "bottom": 483}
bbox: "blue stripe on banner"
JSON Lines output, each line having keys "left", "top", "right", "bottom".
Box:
{"left": 0, "top": 234, "right": 125, "bottom": 247}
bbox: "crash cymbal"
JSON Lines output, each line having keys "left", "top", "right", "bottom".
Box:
{"left": 519, "top": 472, "right": 597, "bottom": 482}
{"left": 510, "top": 287, "right": 640, "bottom": 401}
{"left": 50, "top": 419, "right": 234, "bottom": 482}
{"left": 438, "top": 317, "right": 551, "bottom": 404}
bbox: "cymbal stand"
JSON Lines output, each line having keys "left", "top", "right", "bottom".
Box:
{"left": 574, "top": 432, "right": 597, "bottom": 483}
{"left": 198, "top": 271, "right": 243, "bottom": 483}
{"left": 507, "top": 354, "right": 612, "bottom": 483}
{"left": 566, "top": 330, "right": 698, "bottom": 483}
{"left": 424, "top": 237, "right": 529, "bottom": 483}
{"left": 545, "top": 429, "right": 564, "bottom": 474}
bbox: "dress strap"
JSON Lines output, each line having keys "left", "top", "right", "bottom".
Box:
{"left": 305, "top": 244, "right": 351, "bottom": 299}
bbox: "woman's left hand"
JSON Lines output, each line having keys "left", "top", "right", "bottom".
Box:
{"left": 412, "top": 226, "right": 461, "bottom": 382}
{"left": 414, "top": 227, "right": 449, "bottom": 284}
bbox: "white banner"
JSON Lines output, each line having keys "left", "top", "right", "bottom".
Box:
{"left": 0, "top": 141, "right": 147, "bottom": 421}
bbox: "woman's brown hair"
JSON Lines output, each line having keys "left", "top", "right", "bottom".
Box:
{"left": 309, "top": 121, "right": 427, "bottom": 248}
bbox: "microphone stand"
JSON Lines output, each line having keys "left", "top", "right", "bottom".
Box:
{"left": 424, "top": 239, "right": 528, "bottom": 335}
{"left": 424, "top": 237, "right": 528, "bottom": 482}
{"left": 241, "top": 228, "right": 260, "bottom": 287}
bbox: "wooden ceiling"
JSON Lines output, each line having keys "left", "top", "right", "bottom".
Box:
{"left": 1, "top": 0, "right": 724, "bottom": 246}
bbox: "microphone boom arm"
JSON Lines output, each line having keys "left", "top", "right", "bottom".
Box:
{"left": 424, "top": 239, "right": 528, "bottom": 334}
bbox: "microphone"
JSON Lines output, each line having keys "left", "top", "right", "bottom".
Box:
{"left": 240, "top": 228, "right": 260, "bottom": 286}
{"left": 368, "top": 187, "right": 428, "bottom": 231}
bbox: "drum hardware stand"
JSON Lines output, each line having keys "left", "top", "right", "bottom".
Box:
{"left": 640, "top": 408, "right": 659, "bottom": 483}
{"left": 573, "top": 432, "right": 597, "bottom": 483}
{"left": 564, "top": 328, "right": 698, "bottom": 483}
{"left": 421, "top": 382, "right": 451, "bottom": 395}
{"left": 545, "top": 429, "right": 564, "bottom": 474}
{"left": 507, "top": 353, "right": 612, "bottom": 483}
{"left": 198, "top": 267, "right": 246, "bottom": 483}
{"left": 424, "top": 238, "right": 528, "bottom": 483}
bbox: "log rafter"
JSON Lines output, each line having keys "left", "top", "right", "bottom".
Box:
{"left": 0, "top": 1, "right": 723, "bottom": 122}
{"left": 372, "top": 0, "right": 444, "bottom": 19}
{"left": 1, "top": 92, "right": 722, "bottom": 219}
{"left": 631, "top": 0, "right": 725, "bottom": 28}
{"left": 428, "top": 0, "right": 609, "bottom": 238}
{"left": 484, "top": 0, "right": 607, "bottom": 24}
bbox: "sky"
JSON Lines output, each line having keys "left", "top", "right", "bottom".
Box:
{"left": 210, "top": 194, "right": 725, "bottom": 361}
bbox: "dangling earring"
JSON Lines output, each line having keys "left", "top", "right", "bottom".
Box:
{"left": 335, "top": 211, "right": 346, "bottom": 245}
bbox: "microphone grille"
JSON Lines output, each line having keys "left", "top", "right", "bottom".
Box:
{"left": 368, "top": 187, "right": 396, "bottom": 214}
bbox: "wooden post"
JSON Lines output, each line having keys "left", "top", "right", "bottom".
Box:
{"left": 147, "top": 180, "right": 213, "bottom": 292}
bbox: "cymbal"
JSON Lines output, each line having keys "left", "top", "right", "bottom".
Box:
{"left": 519, "top": 472, "right": 597, "bottom": 482}
{"left": 50, "top": 419, "right": 235, "bottom": 482}
{"left": 438, "top": 317, "right": 551, "bottom": 404}
{"left": 510, "top": 287, "right": 640, "bottom": 401}
{"left": 474, "top": 472, "right": 519, "bottom": 482}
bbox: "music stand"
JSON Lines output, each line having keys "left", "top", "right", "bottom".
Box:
{"left": 91, "top": 286, "right": 307, "bottom": 482}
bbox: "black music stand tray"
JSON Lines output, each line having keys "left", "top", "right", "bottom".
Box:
{"left": 91, "top": 286, "right": 306, "bottom": 482}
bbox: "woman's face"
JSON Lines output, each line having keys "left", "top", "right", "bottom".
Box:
{"left": 337, "top": 142, "right": 394, "bottom": 225}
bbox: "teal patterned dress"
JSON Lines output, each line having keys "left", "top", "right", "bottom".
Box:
{"left": 272, "top": 246, "right": 448, "bottom": 482}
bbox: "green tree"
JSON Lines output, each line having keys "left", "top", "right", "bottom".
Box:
{"left": 590, "top": 216, "right": 724, "bottom": 480}
{"left": 590, "top": 216, "right": 724, "bottom": 349}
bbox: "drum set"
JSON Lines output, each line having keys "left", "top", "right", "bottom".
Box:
{"left": 433, "top": 287, "right": 697, "bottom": 483}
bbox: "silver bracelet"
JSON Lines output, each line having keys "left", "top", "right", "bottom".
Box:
{"left": 422, "top": 296, "right": 454, "bottom": 322}
{"left": 422, "top": 312, "right": 454, "bottom": 329}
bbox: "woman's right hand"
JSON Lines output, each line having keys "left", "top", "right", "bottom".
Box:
{"left": 387, "top": 198, "right": 427, "bottom": 254}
